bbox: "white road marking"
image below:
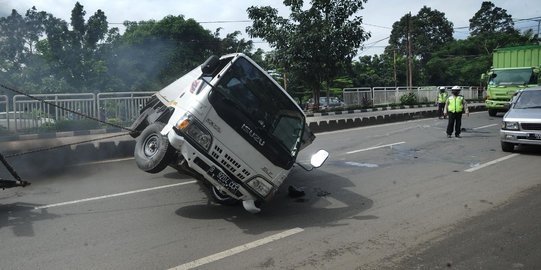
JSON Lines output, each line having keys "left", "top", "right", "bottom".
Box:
{"left": 169, "top": 228, "right": 304, "bottom": 270}
{"left": 465, "top": 154, "right": 519, "bottom": 172}
{"left": 71, "top": 157, "right": 135, "bottom": 167}
{"left": 473, "top": 123, "right": 498, "bottom": 130}
{"left": 346, "top": 141, "right": 405, "bottom": 154}
{"left": 34, "top": 181, "right": 197, "bottom": 210}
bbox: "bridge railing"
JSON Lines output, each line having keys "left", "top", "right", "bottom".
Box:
{"left": 343, "top": 86, "right": 485, "bottom": 107}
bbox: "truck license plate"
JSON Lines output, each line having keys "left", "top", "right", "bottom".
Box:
{"left": 530, "top": 133, "right": 541, "bottom": 140}
{"left": 208, "top": 166, "right": 240, "bottom": 193}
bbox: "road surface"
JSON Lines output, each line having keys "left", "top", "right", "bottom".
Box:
{"left": 1, "top": 112, "right": 540, "bottom": 269}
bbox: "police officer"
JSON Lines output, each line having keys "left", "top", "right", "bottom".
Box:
{"left": 444, "top": 86, "right": 469, "bottom": 138}
{"left": 435, "top": 86, "right": 448, "bottom": 119}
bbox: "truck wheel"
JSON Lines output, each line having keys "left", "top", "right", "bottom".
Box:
{"left": 134, "top": 122, "right": 174, "bottom": 173}
{"left": 501, "top": 141, "right": 515, "bottom": 152}
{"left": 488, "top": 109, "right": 497, "bottom": 117}
{"left": 210, "top": 186, "right": 239, "bottom": 205}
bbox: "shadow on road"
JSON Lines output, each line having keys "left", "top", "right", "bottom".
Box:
{"left": 0, "top": 202, "right": 60, "bottom": 237}
{"left": 175, "top": 168, "right": 374, "bottom": 235}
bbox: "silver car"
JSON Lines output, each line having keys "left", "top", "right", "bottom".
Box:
{"left": 500, "top": 87, "right": 541, "bottom": 152}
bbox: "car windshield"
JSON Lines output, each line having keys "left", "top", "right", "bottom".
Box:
{"left": 490, "top": 68, "right": 536, "bottom": 85}
{"left": 514, "top": 90, "right": 541, "bottom": 109}
{"left": 215, "top": 57, "right": 304, "bottom": 156}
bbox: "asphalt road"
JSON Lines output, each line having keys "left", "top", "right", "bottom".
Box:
{"left": 1, "top": 111, "right": 540, "bottom": 270}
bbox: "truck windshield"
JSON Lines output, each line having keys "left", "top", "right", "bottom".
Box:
{"left": 491, "top": 68, "right": 536, "bottom": 85}
{"left": 214, "top": 57, "right": 304, "bottom": 156}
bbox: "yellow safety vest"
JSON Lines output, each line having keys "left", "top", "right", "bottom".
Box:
{"left": 448, "top": 95, "right": 464, "bottom": 113}
{"left": 438, "top": 92, "right": 448, "bottom": 103}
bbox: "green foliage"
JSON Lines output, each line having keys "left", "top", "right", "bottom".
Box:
{"left": 388, "top": 6, "right": 454, "bottom": 63}
{"left": 0, "top": 2, "right": 260, "bottom": 95}
{"left": 247, "top": 0, "right": 371, "bottom": 109}
{"left": 469, "top": 1, "right": 517, "bottom": 36}
{"left": 54, "top": 118, "right": 101, "bottom": 131}
{"left": 400, "top": 92, "right": 418, "bottom": 105}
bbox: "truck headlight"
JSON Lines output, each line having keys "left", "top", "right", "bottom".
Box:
{"left": 502, "top": 121, "right": 519, "bottom": 130}
{"left": 176, "top": 114, "right": 212, "bottom": 150}
{"left": 247, "top": 177, "right": 273, "bottom": 197}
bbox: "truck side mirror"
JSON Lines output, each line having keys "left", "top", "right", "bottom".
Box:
{"left": 310, "top": 150, "right": 329, "bottom": 168}
{"left": 201, "top": 55, "right": 220, "bottom": 76}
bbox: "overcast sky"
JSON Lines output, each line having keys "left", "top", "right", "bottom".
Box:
{"left": 1, "top": 0, "right": 540, "bottom": 56}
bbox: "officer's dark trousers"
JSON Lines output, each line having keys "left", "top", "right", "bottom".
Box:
{"left": 446, "top": 112, "right": 463, "bottom": 136}
{"left": 438, "top": 103, "right": 446, "bottom": 118}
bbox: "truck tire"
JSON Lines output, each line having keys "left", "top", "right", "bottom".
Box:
{"left": 134, "top": 122, "right": 175, "bottom": 173}
{"left": 501, "top": 141, "right": 515, "bottom": 152}
{"left": 210, "top": 186, "right": 239, "bottom": 205}
{"left": 488, "top": 109, "right": 497, "bottom": 117}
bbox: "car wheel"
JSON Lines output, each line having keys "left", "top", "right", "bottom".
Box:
{"left": 488, "top": 109, "right": 497, "bottom": 117}
{"left": 210, "top": 186, "right": 239, "bottom": 205}
{"left": 134, "top": 122, "right": 175, "bottom": 173}
{"left": 501, "top": 141, "right": 515, "bottom": 152}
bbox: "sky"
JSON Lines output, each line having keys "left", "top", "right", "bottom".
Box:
{"left": 1, "top": 0, "right": 540, "bottom": 57}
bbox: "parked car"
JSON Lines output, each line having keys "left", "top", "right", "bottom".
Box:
{"left": 305, "top": 96, "right": 345, "bottom": 111}
{"left": 500, "top": 87, "right": 541, "bottom": 152}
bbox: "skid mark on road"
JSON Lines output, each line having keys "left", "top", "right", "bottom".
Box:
{"left": 169, "top": 228, "right": 304, "bottom": 270}
{"left": 34, "top": 181, "right": 197, "bottom": 210}
{"left": 465, "top": 154, "right": 519, "bottom": 172}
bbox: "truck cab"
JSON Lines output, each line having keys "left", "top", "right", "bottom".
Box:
{"left": 484, "top": 67, "right": 539, "bottom": 116}
{"left": 483, "top": 45, "right": 541, "bottom": 117}
{"left": 129, "top": 54, "right": 326, "bottom": 213}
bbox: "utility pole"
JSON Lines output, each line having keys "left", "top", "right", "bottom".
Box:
{"left": 393, "top": 48, "right": 397, "bottom": 87}
{"left": 407, "top": 12, "right": 413, "bottom": 92}
{"left": 536, "top": 19, "right": 541, "bottom": 44}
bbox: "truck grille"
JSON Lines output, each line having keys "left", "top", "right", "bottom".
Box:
{"left": 211, "top": 144, "right": 252, "bottom": 180}
{"left": 521, "top": 123, "right": 541, "bottom": 130}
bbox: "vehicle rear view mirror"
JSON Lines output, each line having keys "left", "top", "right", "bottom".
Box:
{"left": 201, "top": 55, "right": 220, "bottom": 76}
{"left": 310, "top": 150, "right": 329, "bottom": 168}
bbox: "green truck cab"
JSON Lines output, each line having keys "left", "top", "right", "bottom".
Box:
{"left": 482, "top": 45, "right": 541, "bottom": 116}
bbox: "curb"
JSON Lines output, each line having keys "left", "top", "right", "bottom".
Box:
{"left": 308, "top": 105, "right": 486, "bottom": 133}
{"left": 305, "top": 103, "right": 438, "bottom": 118}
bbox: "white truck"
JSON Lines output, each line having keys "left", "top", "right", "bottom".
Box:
{"left": 129, "top": 53, "right": 328, "bottom": 213}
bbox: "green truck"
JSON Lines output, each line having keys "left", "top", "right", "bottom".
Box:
{"left": 483, "top": 45, "right": 541, "bottom": 116}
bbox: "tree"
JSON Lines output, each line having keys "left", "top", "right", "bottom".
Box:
{"left": 388, "top": 6, "right": 454, "bottom": 64}
{"left": 0, "top": 7, "right": 51, "bottom": 94}
{"left": 425, "top": 31, "right": 538, "bottom": 86}
{"left": 36, "top": 2, "right": 115, "bottom": 92}
{"left": 247, "top": 0, "right": 370, "bottom": 109}
{"left": 469, "top": 1, "right": 517, "bottom": 36}
{"left": 111, "top": 15, "right": 218, "bottom": 91}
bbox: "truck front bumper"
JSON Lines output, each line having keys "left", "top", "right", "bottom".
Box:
{"left": 485, "top": 100, "right": 509, "bottom": 110}
{"left": 167, "top": 131, "right": 258, "bottom": 202}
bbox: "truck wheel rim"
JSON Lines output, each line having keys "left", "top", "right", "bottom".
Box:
{"left": 143, "top": 134, "right": 160, "bottom": 158}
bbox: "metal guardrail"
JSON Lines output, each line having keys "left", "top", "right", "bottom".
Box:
{"left": 5, "top": 92, "right": 154, "bottom": 133}
{"left": 12, "top": 93, "right": 95, "bottom": 131}
{"left": 0, "top": 95, "right": 8, "bottom": 131}
{"left": 344, "top": 86, "right": 486, "bottom": 107}
{"left": 97, "top": 92, "right": 154, "bottom": 127}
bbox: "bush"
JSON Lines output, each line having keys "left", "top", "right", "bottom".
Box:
{"left": 400, "top": 92, "right": 418, "bottom": 105}
{"left": 55, "top": 119, "right": 101, "bottom": 131}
